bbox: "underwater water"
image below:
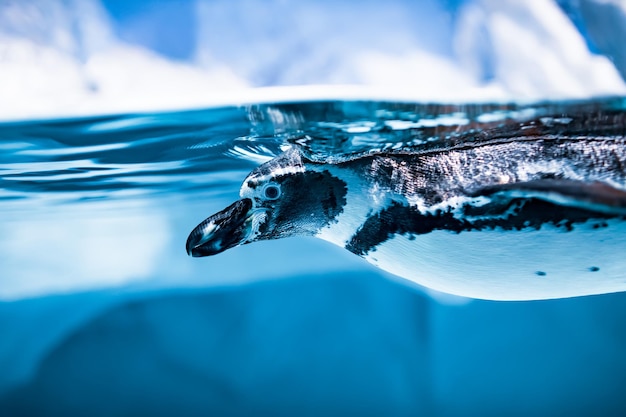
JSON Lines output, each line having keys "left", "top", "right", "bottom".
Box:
{"left": 2, "top": 98, "right": 626, "bottom": 416}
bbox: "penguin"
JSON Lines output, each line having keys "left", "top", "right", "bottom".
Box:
{"left": 186, "top": 133, "right": 626, "bottom": 301}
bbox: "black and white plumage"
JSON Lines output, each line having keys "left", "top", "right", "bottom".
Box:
{"left": 186, "top": 125, "right": 626, "bottom": 300}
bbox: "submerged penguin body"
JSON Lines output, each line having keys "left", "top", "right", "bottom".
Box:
{"left": 187, "top": 136, "right": 626, "bottom": 301}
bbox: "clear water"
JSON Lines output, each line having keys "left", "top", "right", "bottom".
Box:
{"left": 2, "top": 98, "right": 626, "bottom": 415}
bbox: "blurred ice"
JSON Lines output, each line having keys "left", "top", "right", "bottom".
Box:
{"left": 559, "top": 0, "right": 626, "bottom": 81}
{"left": 1, "top": 0, "right": 625, "bottom": 120}
{"left": 0, "top": 0, "right": 247, "bottom": 120}
{"left": 455, "top": 0, "right": 624, "bottom": 96}
{"left": 0, "top": 201, "right": 170, "bottom": 298}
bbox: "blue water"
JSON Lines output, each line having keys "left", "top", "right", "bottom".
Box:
{"left": 2, "top": 99, "right": 626, "bottom": 416}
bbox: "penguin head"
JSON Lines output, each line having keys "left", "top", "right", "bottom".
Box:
{"left": 186, "top": 149, "right": 347, "bottom": 257}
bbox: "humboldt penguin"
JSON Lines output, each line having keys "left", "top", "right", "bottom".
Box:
{"left": 186, "top": 135, "right": 626, "bottom": 301}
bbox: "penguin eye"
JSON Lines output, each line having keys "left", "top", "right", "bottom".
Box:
{"left": 262, "top": 183, "right": 281, "bottom": 200}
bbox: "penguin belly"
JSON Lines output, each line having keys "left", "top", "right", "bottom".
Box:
{"left": 359, "top": 218, "right": 626, "bottom": 301}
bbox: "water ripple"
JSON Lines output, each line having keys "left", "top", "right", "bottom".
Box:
{"left": 1, "top": 98, "right": 624, "bottom": 206}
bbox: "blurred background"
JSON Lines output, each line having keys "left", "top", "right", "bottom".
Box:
{"left": 1, "top": 0, "right": 626, "bottom": 120}
{"left": 1, "top": 0, "right": 626, "bottom": 416}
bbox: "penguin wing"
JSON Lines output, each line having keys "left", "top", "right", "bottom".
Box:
{"left": 470, "top": 179, "right": 626, "bottom": 214}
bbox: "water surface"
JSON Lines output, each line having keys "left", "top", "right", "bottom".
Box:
{"left": 2, "top": 97, "right": 626, "bottom": 299}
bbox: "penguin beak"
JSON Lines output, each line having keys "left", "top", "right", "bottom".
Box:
{"left": 186, "top": 198, "right": 253, "bottom": 257}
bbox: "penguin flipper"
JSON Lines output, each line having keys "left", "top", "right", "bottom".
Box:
{"left": 471, "top": 179, "right": 626, "bottom": 215}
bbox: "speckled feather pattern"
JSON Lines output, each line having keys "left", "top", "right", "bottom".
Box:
{"left": 342, "top": 136, "right": 626, "bottom": 210}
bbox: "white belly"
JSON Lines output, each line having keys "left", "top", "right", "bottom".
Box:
{"left": 359, "top": 219, "right": 626, "bottom": 301}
